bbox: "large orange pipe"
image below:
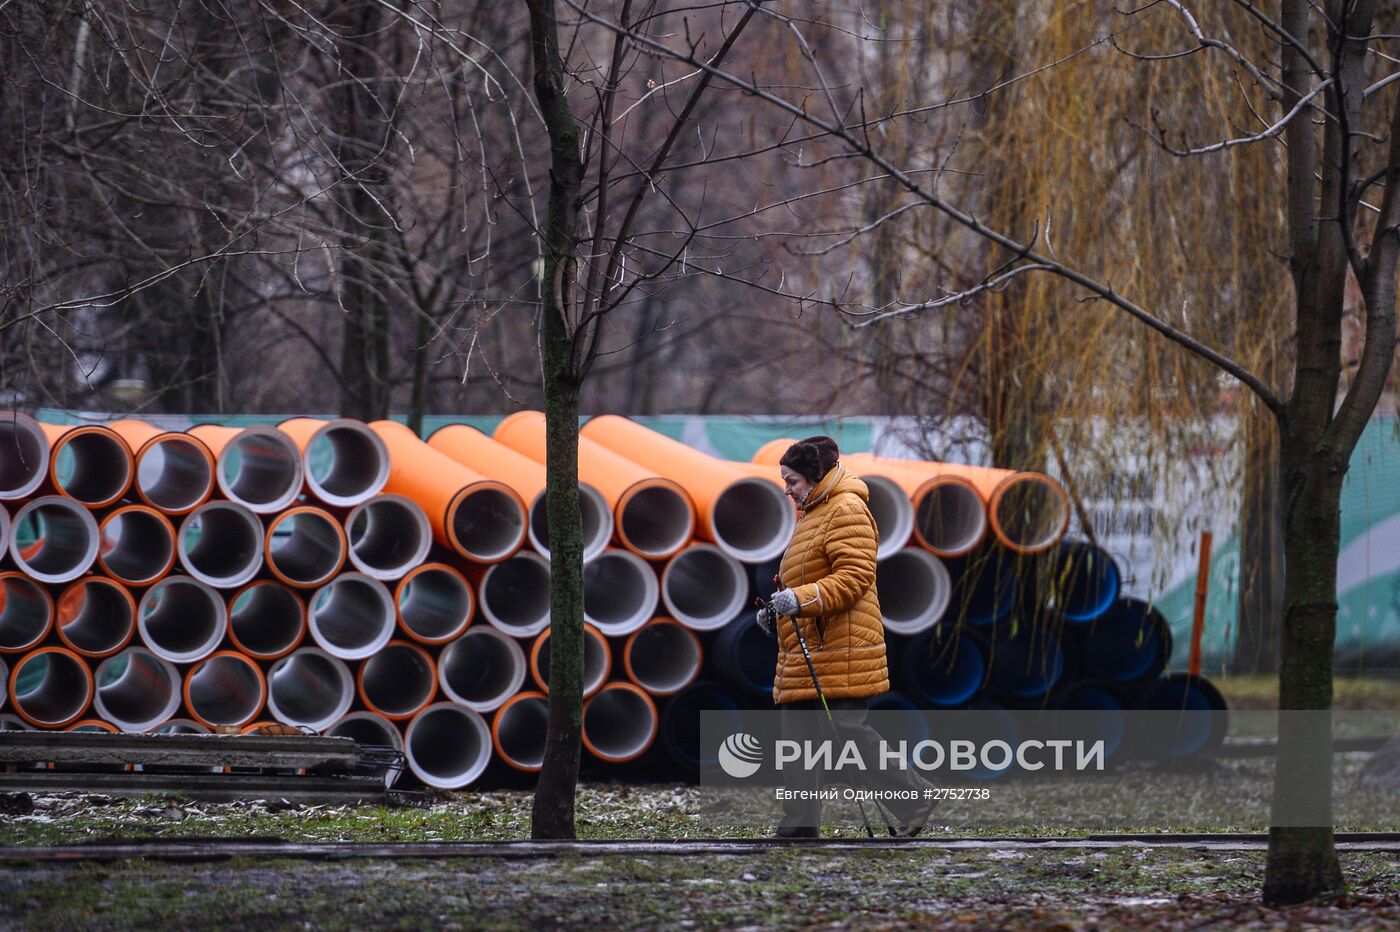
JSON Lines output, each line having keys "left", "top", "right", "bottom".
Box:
{"left": 37, "top": 422, "right": 133, "bottom": 508}
{"left": 491, "top": 690, "right": 549, "bottom": 772}
{"left": 355, "top": 639, "right": 438, "bottom": 722}
{"left": 751, "top": 437, "right": 794, "bottom": 466}
{"left": 183, "top": 650, "right": 268, "bottom": 730}
{"left": 66, "top": 719, "right": 118, "bottom": 733}
{"left": 580, "top": 416, "right": 795, "bottom": 562}
{"left": 494, "top": 411, "right": 695, "bottom": 560}
{"left": 582, "top": 681, "right": 659, "bottom": 764}
{"left": 369, "top": 420, "right": 527, "bottom": 564}
{"left": 0, "top": 571, "right": 54, "bottom": 654}
{"left": 745, "top": 449, "right": 913, "bottom": 559}
{"left": 845, "top": 453, "right": 1068, "bottom": 556}
{"left": 263, "top": 506, "right": 347, "bottom": 589}
{"left": 108, "top": 420, "right": 215, "bottom": 515}
{"left": 841, "top": 453, "right": 986, "bottom": 558}
{"left": 92, "top": 647, "right": 183, "bottom": 731}
{"left": 277, "top": 417, "right": 390, "bottom": 508}
{"left": 428, "top": 424, "right": 613, "bottom": 562}
{"left": 529, "top": 622, "right": 611, "bottom": 698}
{"left": 55, "top": 576, "right": 137, "bottom": 658}
{"left": 437, "top": 627, "right": 526, "bottom": 712}
{"left": 0, "top": 411, "right": 50, "bottom": 500}
{"left": 623, "top": 618, "right": 702, "bottom": 696}
{"left": 8, "top": 496, "right": 100, "bottom": 584}
{"left": 186, "top": 423, "right": 304, "bottom": 513}
{"left": 227, "top": 581, "right": 306, "bottom": 660}
{"left": 756, "top": 439, "right": 980, "bottom": 556}
{"left": 394, "top": 562, "right": 474, "bottom": 645}
{"left": 9, "top": 646, "right": 93, "bottom": 728}
{"left": 98, "top": 505, "right": 177, "bottom": 586}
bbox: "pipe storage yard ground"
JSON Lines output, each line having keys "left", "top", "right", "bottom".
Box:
{"left": 0, "top": 410, "right": 1229, "bottom": 789}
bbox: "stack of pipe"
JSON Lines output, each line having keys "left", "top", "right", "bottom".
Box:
{"left": 1, "top": 409, "right": 1218, "bottom": 789}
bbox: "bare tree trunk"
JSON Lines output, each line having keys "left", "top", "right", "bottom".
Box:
{"left": 407, "top": 308, "right": 431, "bottom": 436}
{"left": 334, "top": 1, "right": 393, "bottom": 422}
{"left": 1233, "top": 408, "right": 1283, "bottom": 673}
{"left": 525, "top": 0, "right": 586, "bottom": 841}
{"left": 1265, "top": 425, "right": 1344, "bottom": 902}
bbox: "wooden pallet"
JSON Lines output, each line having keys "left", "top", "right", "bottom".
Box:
{"left": 0, "top": 732, "right": 395, "bottom": 803}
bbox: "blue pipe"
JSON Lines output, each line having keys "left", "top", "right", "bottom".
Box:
{"left": 867, "top": 690, "right": 932, "bottom": 751}
{"left": 709, "top": 613, "right": 778, "bottom": 700}
{"left": 659, "top": 681, "right": 746, "bottom": 772}
{"left": 964, "top": 702, "right": 1021, "bottom": 781}
{"left": 1134, "top": 673, "right": 1228, "bottom": 760}
{"left": 895, "top": 628, "right": 987, "bottom": 708}
{"left": 1053, "top": 682, "right": 1130, "bottom": 761}
{"left": 1044, "top": 540, "right": 1121, "bottom": 622}
{"left": 989, "top": 623, "right": 1067, "bottom": 705}
{"left": 1077, "top": 598, "right": 1172, "bottom": 685}
{"left": 944, "top": 548, "right": 1017, "bottom": 627}
{"left": 748, "top": 556, "right": 782, "bottom": 601}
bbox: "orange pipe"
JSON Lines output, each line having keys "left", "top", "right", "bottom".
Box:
{"left": 62, "top": 718, "right": 133, "bottom": 770}
{"left": 263, "top": 506, "right": 347, "bottom": 589}
{"left": 751, "top": 437, "right": 796, "bottom": 466}
{"left": 227, "top": 581, "right": 307, "bottom": 660}
{"left": 845, "top": 452, "right": 1069, "bottom": 556}
{"left": 581, "top": 681, "right": 659, "bottom": 763}
{"left": 529, "top": 622, "right": 611, "bottom": 698}
{"left": 37, "top": 422, "right": 134, "bottom": 508}
{"left": 65, "top": 718, "right": 118, "bottom": 732}
{"left": 428, "top": 424, "right": 548, "bottom": 505}
{"left": 355, "top": 639, "right": 438, "bottom": 722}
{"left": 491, "top": 690, "right": 549, "bottom": 772}
{"left": 239, "top": 721, "right": 302, "bottom": 735}
{"left": 0, "top": 410, "right": 50, "bottom": 500}
{"left": 108, "top": 420, "right": 216, "bottom": 515}
{"left": 729, "top": 461, "right": 787, "bottom": 487}
{"left": 183, "top": 650, "right": 268, "bottom": 731}
{"left": 277, "top": 417, "right": 390, "bottom": 507}
{"left": 494, "top": 411, "right": 696, "bottom": 560}
{"left": 394, "top": 562, "right": 474, "bottom": 645}
{"left": 761, "top": 443, "right": 977, "bottom": 506}
{"left": 580, "top": 415, "right": 795, "bottom": 560}
{"left": 186, "top": 423, "right": 303, "bottom": 513}
{"left": 622, "top": 618, "right": 702, "bottom": 696}
{"left": 369, "top": 420, "right": 528, "bottom": 563}
{"left": 55, "top": 576, "right": 137, "bottom": 658}
{"left": 840, "top": 453, "right": 987, "bottom": 557}
{"left": 9, "top": 646, "right": 94, "bottom": 728}
{"left": 98, "top": 505, "right": 178, "bottom": 586}
{"left": 0, "top": 571, "right": 54, "bottom": 653}
{"left": 430, "top": 424, "right": 620, "bottom": 561}
{"left": 1190, "top": 531, "right": 1213, "bottom": 678}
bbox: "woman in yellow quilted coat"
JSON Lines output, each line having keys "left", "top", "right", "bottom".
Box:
{"left": 768, "top": 436, "right": 935, "bottom": 838}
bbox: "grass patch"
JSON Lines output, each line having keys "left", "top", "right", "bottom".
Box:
{"left": 0, "top": 752, "right": 1392, "bottom": 848}
{"left": 1, "top": 848, "right": 1397, "bottom": 929}
{"left": 1216, "top": 675, "right": 1400, "bottom": 710}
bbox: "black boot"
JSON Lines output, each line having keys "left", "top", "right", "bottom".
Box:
{"left": 773, "top": 824, "right": 820, "bottom": 839}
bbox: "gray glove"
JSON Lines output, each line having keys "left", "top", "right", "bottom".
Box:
{"left": 771, "top": 588, "right": 799, "bottom": 617}
{"left": 755, "top": 607, "right": 775, "bottom": 638}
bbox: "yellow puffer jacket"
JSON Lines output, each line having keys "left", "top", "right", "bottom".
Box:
{"left": 773, "top": 462, "right": 889, "bottom": 703}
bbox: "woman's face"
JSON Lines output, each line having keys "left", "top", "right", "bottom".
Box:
{"left": 780, "top": 466, "right": 814, "bottom": 508}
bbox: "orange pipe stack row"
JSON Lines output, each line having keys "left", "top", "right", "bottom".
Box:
{"left": 1, "top": 409, "right": 1070, "bottom": 787}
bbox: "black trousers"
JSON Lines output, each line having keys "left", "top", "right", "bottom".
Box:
{"left": 778, "top": 697, "right": 935, "bottom": 830}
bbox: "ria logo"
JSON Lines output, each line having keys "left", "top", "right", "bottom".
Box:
{"left": 717, "top": 732, "right": 764, "bottom": 778}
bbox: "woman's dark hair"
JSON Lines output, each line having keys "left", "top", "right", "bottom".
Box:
{"left": 779, "top": 436, "right": 840, "bottom": 483}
